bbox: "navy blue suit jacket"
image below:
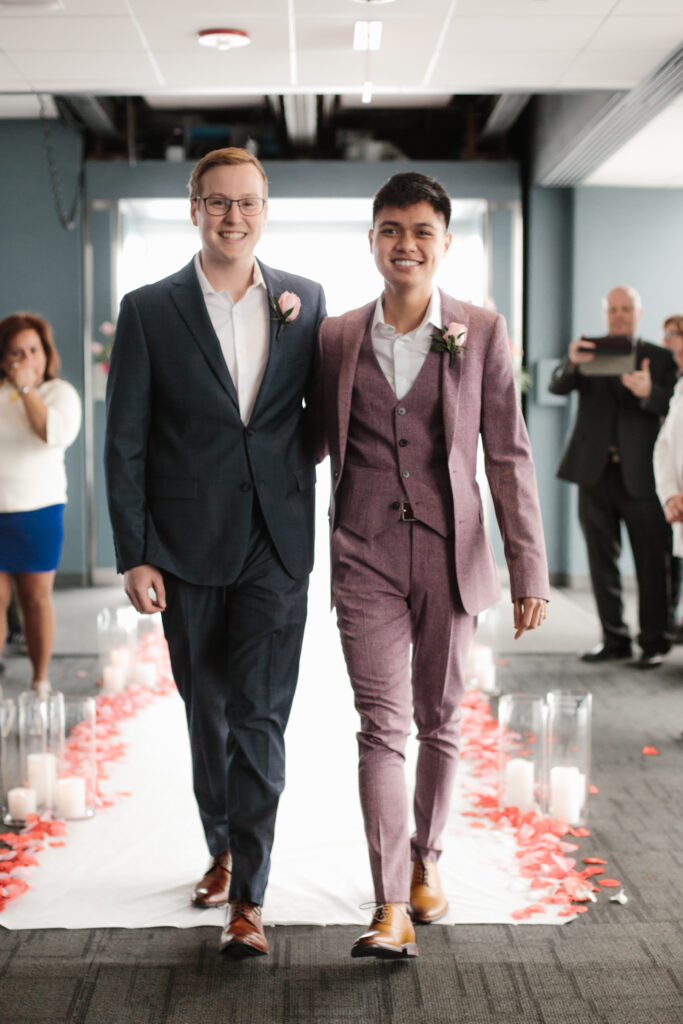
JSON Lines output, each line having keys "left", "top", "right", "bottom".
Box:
{"left": 104, "top": 257, "right": 326, "bottom": 584}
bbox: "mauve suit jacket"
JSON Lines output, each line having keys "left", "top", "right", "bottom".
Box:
{"left": 105, "top": 257, "right": 326, "bottom": 586}
{"left": 317, "top": 291, "right": 550, "bottom": 616}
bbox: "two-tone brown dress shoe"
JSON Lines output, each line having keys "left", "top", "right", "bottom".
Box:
{"left": 409, "top": 860, "right": 448, "bottom": 924}
{"left": 351, "top": 903, "right": 418, "bottom": 959}
{"left": 192, "top": 851, "right": 232, "bottom": 908}
{"left": 219, "top": 902, "right": 269, "bottom": 958}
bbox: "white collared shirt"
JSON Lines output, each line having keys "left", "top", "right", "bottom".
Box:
{"left": 371, "top": 288, "right": 442, "bottom": 400}
{"left": 194, "top": 252, "right": 270, "bottom": 424}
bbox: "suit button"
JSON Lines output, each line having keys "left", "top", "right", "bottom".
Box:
{"left": 402, "top": 470, "right": 410, "bottom": 479}
{"left": 396, "top": 406, "right": 406, "bottom": 416}
{"left": 240, "top": 482, "right": 252, "bottom": 492}
{"left": 392, "top": 501, "right": 400, "bottom": 510}
{"left": 246, "top": 428, "right": 254, "bottom": 437}
{"left": 398, "top": 438, "right": 408, "bottom": 447}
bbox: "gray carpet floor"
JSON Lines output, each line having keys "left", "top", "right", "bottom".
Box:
{"left": 1, "top": 590, "right": 682, "bottom": 1023}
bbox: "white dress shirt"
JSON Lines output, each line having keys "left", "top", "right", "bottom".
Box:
{"left": 0, "top": 377, "right": 82, "bottom": 512}
{"left": 371, "top": 288, "right": 442, "bottom": 400}
{"left": 194, "top": 252, "right": 270, "bottom": 424}
{"left": 654, "top": 375, "right": 683, "bottom": 556}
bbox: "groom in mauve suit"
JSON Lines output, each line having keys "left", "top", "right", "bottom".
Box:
{"left": 105, "top": 148, "right": 325, "bottom": 958}
{"left": 316, "top": 172, "right": 549, "bottom": 960}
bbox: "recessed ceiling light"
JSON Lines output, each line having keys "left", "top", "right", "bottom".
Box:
{"left": 353, "top": 20, "right": 382, "bottom": 51}
{"left": 197, "top": 28, "right": 251, "bottom": 51}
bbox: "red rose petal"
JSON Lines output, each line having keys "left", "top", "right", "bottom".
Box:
{"left": 598, "top": 878, "right": 622, "bottom": 887}
{"left": 583, "top": 857, "right": 607, "bottom": 865}
{"left": 641, "top": 746, "right": 660, "bottom": 756}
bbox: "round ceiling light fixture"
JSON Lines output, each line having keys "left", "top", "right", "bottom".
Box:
{"left": 197, "top": 28, "right": 251, "bottom": 51}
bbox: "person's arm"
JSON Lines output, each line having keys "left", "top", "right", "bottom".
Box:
{"left": 104, "top": 293, "right": 154, "bottom": 579}
{"left": 480, "top": 315, "right": 550, "bottom": 630}
{"left": 640, "top": 347, "right": 677, "bottom": 417}
{"left": 5, "top": 360, "right": 49, "bottom": 441}
{"left": 653, "top": 415, "right": 683, "bottom": 523}
{"left": 548, "top": 336, "right": 593, "bottom": 396}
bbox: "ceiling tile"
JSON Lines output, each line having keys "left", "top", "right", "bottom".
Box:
{"left": 138, "top": 15, "right": 289, "bottom": 50}
{"left": 430, "top": 50, "right": 576, "bottom": 91}
{"left": 557, "top": 48, "right": 666, "bottom": 88}
{"left": 154, "top": 48, "right": 291, "bottom": 89}
{"left": 587, "top": 15, "right": 683, "bottom": 49}
{"left": 614, "top": 0, "right": 683, "bottom": 13}
{"left": 0, "top": 16, "right": 141, "bottom": 50}
{"left": 455, "top": 0, "right": 616, "bottom": 13}
{"left": 444, "top": 16, "right": 603, "bottom": 51}
{"left": 129, "top": 0, "right": 282, "bottom": 13}
{"left": 10, "top": 49, "right": 158, "bottom": 83}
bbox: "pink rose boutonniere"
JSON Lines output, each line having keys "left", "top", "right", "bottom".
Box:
{"left": 270, "top": 291, "right": 301, "bottom": 338}
{"left": 430, "top": 322, "right": 467, "bottom": 368}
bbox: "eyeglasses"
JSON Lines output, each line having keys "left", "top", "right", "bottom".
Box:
{"left": 194, "top": 195, "right": 266, "bottom": 217}
{"left": 663, "top": 328, "right": 683, "bottom": 340}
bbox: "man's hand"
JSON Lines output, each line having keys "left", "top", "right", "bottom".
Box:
{"left": 621, "top": 356, "right": 652, "bottom": 399}
{"left": 124, "top": 564, "right": 166, "bottom": 614}
{"left": 513, "top": 597, "right": 547, "bottom": 640}
{"left": 664, "top": 494, "right": 683, "bottom": 523}
{"left": 567, "top": 335, "right": 595, "bottom": 367}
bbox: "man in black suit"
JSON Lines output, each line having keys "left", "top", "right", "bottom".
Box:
{"left": 550, "top": 286, "right": 675, "bottom": 668}
{"left": 105, "top": 148, "right": 326, "bottom": 957}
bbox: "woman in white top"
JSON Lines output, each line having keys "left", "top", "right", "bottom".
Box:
{"left": 655, "top": 316, "right": 683, "bottom": 551}
{"left": 0, "top": 313, "right": 81, "bottom": 693}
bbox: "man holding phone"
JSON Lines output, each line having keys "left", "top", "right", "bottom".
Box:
{"left": 549, "top": 286, "right": 676, "bottom": 667}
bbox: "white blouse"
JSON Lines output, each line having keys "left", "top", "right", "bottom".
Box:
{"left": 0, "top": 377, "right": 82, "bottom": 513}
{"left": 654, "top": 376, "right": 683, "bottom": 557}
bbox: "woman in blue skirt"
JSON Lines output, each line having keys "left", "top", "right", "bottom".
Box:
{"left": 0, "top": 313, "right": 81, "bottom": 693}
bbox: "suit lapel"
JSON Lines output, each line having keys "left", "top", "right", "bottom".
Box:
{"left": 250, "top": 261, "right": 285, "bottom": 419}
{"left": 169, "top": 259, "right": 239, "bottom": 408}
{"left": 336, "top": 303, "right": 374, "bottom": 469}
{"left": 438, "top": 290, "right": 469, "bottom": 449}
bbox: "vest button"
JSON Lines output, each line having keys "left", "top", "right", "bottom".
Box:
{"left": 402, "top": 470, "right": 410, "bottom": 479}
{"left": 398, "top": 438, "right": 408, "bottom": 447}
{"left": 240, "top": 482, "right": 252, "bottom": 492}
{"left": 333, "top": 470, "right": 339, "bottom": 479}
{"left": 396, "top": 406, "right": 406, "bottom": 416}
{"left": 392, "top": 500, "right": 400, "bottom": 510}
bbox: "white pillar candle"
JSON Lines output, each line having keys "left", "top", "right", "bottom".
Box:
{"left": 505, "top": 757, "right": 535, "bottom": 811}
{"left": 549, "top": 765, "right": 584, "bottom": 824}
{"left": 108, "top": 647, "right": 130, "bottom": 673}
{"left": 134, "top": 660, "right": 157, "bottom": 688}
{"left": 7, "top": 786, "right": 37, "bottom": 821}
{"left": 478, "top": 660, "right": 497, "bottom": 694}
{"left": 55, "top": 776, "right": 87, "bottom": 819}
{"left": 27, "top": 752, "right": 58, "bottom": 808}
{"left": 102, "top": 664, "right": 126, "bottom": 694}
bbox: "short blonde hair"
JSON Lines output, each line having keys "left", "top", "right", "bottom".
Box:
{"left": 188, "top": 147, "right": 268, "bottom": 198}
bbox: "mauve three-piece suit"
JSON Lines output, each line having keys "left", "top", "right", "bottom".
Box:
{"left": 317, "top": 291, "right": 550, "bottom": 901}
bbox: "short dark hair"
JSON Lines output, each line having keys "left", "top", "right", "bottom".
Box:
{"left": 372, "top": 172, "right": 451, "bottom": 228}
{"left": 0, "top": 312, "right": 60, "bottom": 381}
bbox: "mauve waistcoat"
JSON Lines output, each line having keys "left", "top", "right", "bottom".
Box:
{"left": 337, "top": 332, "right": 453, "bottom": 538}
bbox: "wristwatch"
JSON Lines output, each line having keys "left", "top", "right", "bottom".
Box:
{"left": 18, "top": 385, "right": 31, "bottom": 395}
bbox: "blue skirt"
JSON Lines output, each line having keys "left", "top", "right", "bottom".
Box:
{"left": 0, "top": 504, "right": 65, "bottom": 573}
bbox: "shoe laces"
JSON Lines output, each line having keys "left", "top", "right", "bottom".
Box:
{"left": 415, "top": 861, "right": 430, "bottom": 885}
{"left": 231, "top": 901, "right": 261, "bottom": 920}
{"left": 360, "top": 902, "right": 407, "bottom": 923}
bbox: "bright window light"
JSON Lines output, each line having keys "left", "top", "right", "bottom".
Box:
{"left": 353, "top": 20, "right": 382, "bottom": 51}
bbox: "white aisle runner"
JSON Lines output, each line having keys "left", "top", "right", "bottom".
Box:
{"left": 0, "top": 595, "right": 573, "bottom": 930}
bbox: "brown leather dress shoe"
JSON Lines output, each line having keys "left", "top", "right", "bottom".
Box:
{"left": 410, "top": 860, "right": 448, "bottom": 924}
{"left": 351, "top": 903, "right": 418, "bottom": 959}
{"left": 192, "top": 851, "right": 232, "bottom": 908}
{"left": 219, "top": 902, "right": 269, "bottom": 958}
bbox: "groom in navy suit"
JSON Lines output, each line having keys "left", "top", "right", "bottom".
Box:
{"left": 105, "top": 148, "right": 326, "bottom": 957}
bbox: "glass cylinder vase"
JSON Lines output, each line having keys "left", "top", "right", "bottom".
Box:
{"left": 18, "top": 691, "right": 65, "bottom": 816}
{"left": 97, "top": 605, "right": 137, "bottom": 693}
{"left": 57, "top": 696, "right": 96, "bottom": 820}
{"left": 498, "top": 693, "right": 546, "bottom": 813}
{"left": 545, "top": 690, "right": 592, "bottom": 826}
{"left": 1, "top": 697, "right": 26, "bottom": 825}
